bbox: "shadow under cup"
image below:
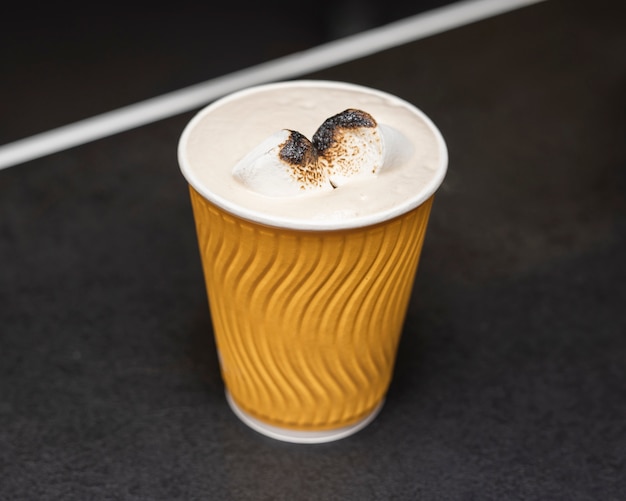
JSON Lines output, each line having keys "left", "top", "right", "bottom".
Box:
{"left": 178, "top": 80, "right": 447, "bottom": 443}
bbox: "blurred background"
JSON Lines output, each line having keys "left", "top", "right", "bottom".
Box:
{"left": 1, "top": 0, "right": 460, "bottom": 147}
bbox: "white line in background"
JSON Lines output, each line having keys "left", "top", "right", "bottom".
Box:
{"left": 0, "top": 0, "right": 545, "bottom": 170}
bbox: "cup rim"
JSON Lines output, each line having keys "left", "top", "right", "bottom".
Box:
{"left": 178, "top": 80, "right": 448, "bottom": 231}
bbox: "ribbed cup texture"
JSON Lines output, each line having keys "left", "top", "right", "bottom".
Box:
{"left": 190, "top": 187, "right": 433, "bottom": 430}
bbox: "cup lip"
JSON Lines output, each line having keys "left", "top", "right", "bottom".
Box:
{"left": 178, "top": 79, "right": 448, "bottom": 231}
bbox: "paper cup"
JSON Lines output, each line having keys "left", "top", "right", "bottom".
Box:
{"left": 178, "top": 81, "right": 447, "bottom": 443}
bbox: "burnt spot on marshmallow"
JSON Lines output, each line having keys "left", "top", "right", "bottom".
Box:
{"left": 279, "top": 130, "right": 315, "bottom": 165}
{"left": 279, "top": 130, "right": 327, "bottom": 189}
{"left": 312, "top": 109, "right": 377, "bottom": 153}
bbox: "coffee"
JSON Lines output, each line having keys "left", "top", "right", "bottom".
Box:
{"left": 179, "top": 80, "right": 446, "bottom": 230}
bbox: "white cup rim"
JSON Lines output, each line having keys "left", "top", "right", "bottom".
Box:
{"left": 178, "top": 80, "right": 448, "bottom": 231}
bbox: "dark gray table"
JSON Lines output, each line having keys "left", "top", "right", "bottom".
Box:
{"left": 1, "top": 1, "right": 625, "bottom": 499}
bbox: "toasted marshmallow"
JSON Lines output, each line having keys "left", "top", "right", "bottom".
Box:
{"left": 232, "top": 129, "right": 333, "bottom": 197}
{"left": 232, "top": 110, "right": 412, "bottom": 196}
{"left": 311, "top": 109, "right": 380, "bottom": 187}
{"left": 312, "top": 109, "right": 412, "bottom": 187}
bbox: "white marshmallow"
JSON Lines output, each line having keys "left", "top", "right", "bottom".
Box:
{"left": 232, "top": 130, "right": 333, "bottom": 197}
{"left": 312, "top": 109, "right": 411, "bottom": 188}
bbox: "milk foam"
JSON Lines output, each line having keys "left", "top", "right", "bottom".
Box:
{"left": 179, "top": 81, "right": 447, "bottom": 230}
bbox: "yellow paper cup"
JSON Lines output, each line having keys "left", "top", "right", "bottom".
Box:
{"left": 178, "top": 81, "right": 447, "bottom": 443}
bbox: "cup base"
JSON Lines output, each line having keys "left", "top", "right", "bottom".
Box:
{"left": 225, "top": 390, "right": 384, "bottom": 444}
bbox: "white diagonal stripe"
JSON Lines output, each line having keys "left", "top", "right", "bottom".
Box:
{"left": 0, "top": 0, "right": 546, "bottom": 170}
